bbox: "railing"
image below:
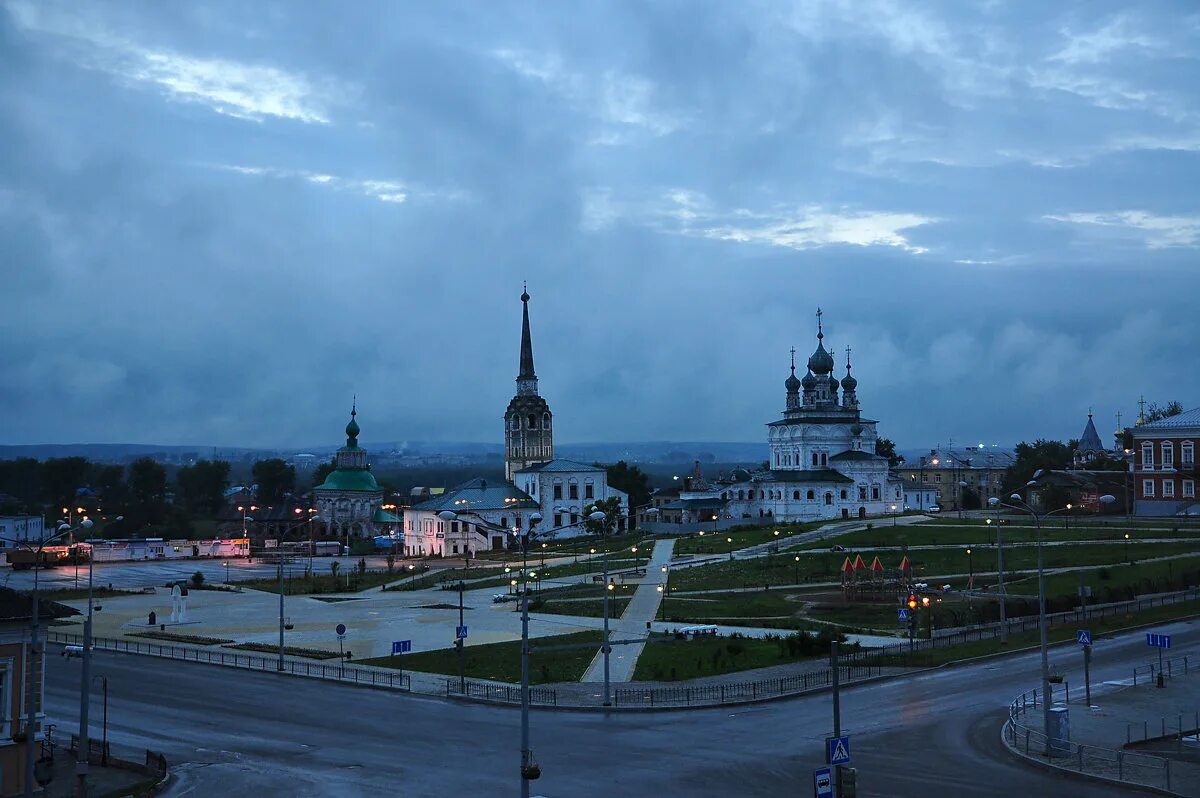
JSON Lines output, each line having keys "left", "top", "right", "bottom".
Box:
{"left": 1132, "top": 654, "right": 1190, "bottom": 686}
{"left": 1127, "top": 710, "right": 1200, "bottom": 745}
{"left": 444, "top": 679, "right": 557, "bottom": 706}
{"left": 1006, "top": 687, "right": 1174, "bottom": 791}
{"left": 48, "top": 631, "right": 411, "bottom": 691}
{"left": 614, "top": 663, "right": 881, "bottom": 707}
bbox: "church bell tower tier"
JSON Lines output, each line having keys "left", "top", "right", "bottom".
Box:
{"left": 505, "top": 286, "right": 554, "bottom": 481}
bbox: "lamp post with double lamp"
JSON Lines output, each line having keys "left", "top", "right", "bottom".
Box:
{"left": 794, "top": 554, "right": 801, "bottom": 585}
{"left": 659, "top": 565, "right": 669, "bottom": 621}
{"left": 996, "top": 490, "right": 1116, "bottom": 754}
{"left": 891, "top": 504, "right": 898, "bottom": 527}
{"left": 584, "top": 509, "right": 619, "bottom": 707}
{"left": 237, "top": 504, "right": 258, "bottom": 539}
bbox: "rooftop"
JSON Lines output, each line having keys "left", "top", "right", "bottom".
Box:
{"left": 1136, "top": 407, "right": 1200, "bottom": 431}
{"left": 514, "top": 459, "right": 605, "bottom": 474}
{"left": 411, "top": 478, "right": 538, "bottom": 513}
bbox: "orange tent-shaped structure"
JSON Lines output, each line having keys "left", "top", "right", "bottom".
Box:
{"left": 899, "top": 555, "right": 911, "bottom": 573}
{"left": 853, "top": 554, "right": 867, "bottom": 572}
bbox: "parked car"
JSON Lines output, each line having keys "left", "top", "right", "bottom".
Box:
{"left": 830, "top": 544, "right": 846, "bottom": 552}
{"left": 927, "top": 505, "right": 941, "bottom": 513}
{"left": 492, "top": 593, "right": 518, "bottom": 604}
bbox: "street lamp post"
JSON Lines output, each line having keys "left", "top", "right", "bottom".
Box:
{"left": 794, "top": 554, "right": 801, "bottom": 586}
{"left": 997, "top": 490, "right": 1116, "bottom": 754}
{"left": 985, "top": 514, "right": 1008, "bottom": 643}
{"left": 965, "top": 547, "right": 973, "bottom": 589}
{"left": 726, "top": 536, "right": 734, "bottom": 561}
{"left": 631, "top": 545, "right": 639, "bottom": 574}
{"left": 587, "top": 509, "right": 615, "bottom": 707}
{"left": 1124, "top": 532, "right": 1131, "bottom": 564}
{"left": 659, "top": 565, "right": 669, "bottom": 621}
{"left": 957, "top": 480, "right": 968, "bottom": 519}
{"left": 891, "top": 504, "right": 897, "bottom": 526}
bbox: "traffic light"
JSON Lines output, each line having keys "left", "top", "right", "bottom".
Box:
{"left": 906, "top": 593, "right": 917, "bottom": 610}
{"left": 920, "top": 595, "right": 931, "bottom": 608}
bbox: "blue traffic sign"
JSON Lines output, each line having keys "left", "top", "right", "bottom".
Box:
{"left": 335, "top": 623, "right": 346, "bottom": 636}
{"left": 898, "top": 608, "right": 909, "bottom": 622}
{"left": 392, "top": 640, "right": 412, "bottom": 655}
{"left": 1077, "top": 630, "right": 1091, "bottom": 647}
{"left": 813, "top": 766, "right": 833, "bottom": 797}
{"left": 1147, "top": 633, "right": 1172, "bottom": 649}
{"left": 826, "top": 735, "right": 851, "bottom": 766}
{"left": 456, "top": 625, "right": 469, "bottom": 640}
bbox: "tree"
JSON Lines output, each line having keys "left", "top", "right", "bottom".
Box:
{"left": 89, "top": 464, "right": 128, "bottom": 509}
{"left": 1003, "top": 440, "right": 1074, "bottom": 491}
{"left": 312, "top": 458, "right": 337, "bottom": 489}
{"left": 0, "top": 458, "right": 40, "bottom": 509}
{"left": 41, "top": 457, "right": 90, "bottom": 512}
{"left": 252, "top": 459, "right": 295, "bottom": 503}
{"left": 176, "top": 459, "right": 231, "bottom": 514}
{"left": 603, "top": 461, "right": 651, "bottom": 513}
{"left": 875, "top": 438, "right": 905, "bottom": 468}
{"left": 127, "top": 457, "right": 167, "bottom": 507}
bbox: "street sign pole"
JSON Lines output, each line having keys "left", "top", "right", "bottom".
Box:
{"left": 831, "top": 640, "right": 841, "bottom": 738}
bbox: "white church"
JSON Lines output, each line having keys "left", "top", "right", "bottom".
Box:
{"left": 677, "top": 310, "right": 902, "bottom": 524}
{"left": 403, "top": 287, "right": 627, "bottom": 557}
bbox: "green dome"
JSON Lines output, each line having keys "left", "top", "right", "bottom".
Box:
{"left": 316, "top": 469, "right": 379, "bottom": 492}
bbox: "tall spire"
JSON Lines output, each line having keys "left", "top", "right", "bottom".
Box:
{"left": 517, "top": 283, "right": 538, "bottom": 396}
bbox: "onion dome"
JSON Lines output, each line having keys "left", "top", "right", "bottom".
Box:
{"left": 807, "top": 342, "right": 835, "bottom": 375}
{"left": 851, "top": 423, "right": 863, "bottom": 436}
{"left": 841, "top": 373, "right": 857, "bottom": 391}
{"left": 345, "top": 403, "right": 360, "bottom": 443}
{"left": 801, "top": 370, "right": 818, "bottom": 390}
{"left": 828, "top": 374, "right": 839, "bottom": 392}
{"left": 785, "top": 368, "right": 802, "bottom": 392}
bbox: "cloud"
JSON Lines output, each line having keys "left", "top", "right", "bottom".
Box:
{"left": 1044, "top": 210, "right": 1200, "bottom": 249}
{"left": 6, "top": 1, "right": 341, "bottom": 123}
{"left": 1047, "top": 16, "right": 1165, "bottom": 65}
{"left": 586, "top": 189, "right": 936, "bottom": 254}
{"left": 490, "top": 48, "right": 684, "bottom": 137}
{"left": 205, "top": 164, "right": 470, "bottom": 205}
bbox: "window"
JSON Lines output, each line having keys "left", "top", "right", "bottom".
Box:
{"left": 812, "top": 453, "right": 819, "bottom": 467}
{"left": 807, "top": 490, "right": 815, "bottom": 500}
{"left": 499, "top": 516, "right": 508, "bottom": 529}
{"left": 1143, "top": 480, "right": 1155, "bottom": 497}
{"left": 840, "top": 489, "right": 848, "bottom": 500}
{"left": 1163, "top": 480, "right": 1175, "bottom": 498}
{"left": 1162, "top": 442, "right": 1174, "bottom": 468}
{"left": 554, "top": 513, "right": 563, "bottom": 526}
{"left": 824, "top": 492, "right": 833, "bottom": 505}
{"left": 821, "top": 453, "right": 828, "bottom": 466}
{"left": 738, "top": 490, "right": 745, "bottom": 500}
{"left": 451, "top": 521, "right": 459, "bottom": 533}
{"left": 1185, "top": 480, "right": 1195, "bottom": 498}
{"left": 760, "top": 490, "right": 765, "bottom": 499}
{"left": 1183, "top": 442, "right": 1195, "bottom": 465}
{"left": 553, "top": 484, "right": 563, "bottom": 500}
{"left": 528, "top": 413, "right": 537, "bottom": 429}
{"left": 514, "top": 516, "right": 522, "bottom": 529}
{"left": 872, "top": 486, "right": 881, "bottom": 500}
{"left": 858, "top": 487, "right": 867, "bottom": 501}
{"left": 1142, "top": 442, "right": 1154, "bottom": 469}
{"left": 585, "top": 484, "right": 594, "bottom": 500}
{"left": 935, "top": 474, "right": 942, "bottom": 483}
{"left": 793, "top": 490, "right": 800, "bottom": 500}
{"left": 569, "top": 484, "right": 578, "bottom": 500}
{"left": 543, "top": 413, "right": 550, "bottom": 427}
{"left": 570, "top": 513, "right": 578, "bottom": 525}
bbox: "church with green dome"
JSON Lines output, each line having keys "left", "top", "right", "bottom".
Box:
{"left": 312, "top": 405, "right": 400, "bottom": 539}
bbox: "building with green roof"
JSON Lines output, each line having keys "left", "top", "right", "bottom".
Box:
{"left": 313, "top": 405, "right": 395, "bottom": 539}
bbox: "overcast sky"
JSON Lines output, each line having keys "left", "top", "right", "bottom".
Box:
{"left": 2, "top": 1, "right": 1197, "bottom": 451}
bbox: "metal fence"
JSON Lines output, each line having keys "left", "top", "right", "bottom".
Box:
{"left": 444, "top": 679, "right": 558, "bottom": 706}
{"left": 48, "top": 631, "right": 411, "bottom": 691}
{"left": 1005, "top": 686, "right": 1174, "bottom": 791}
{"left": 613, "top": 663, "right": 882, "bottom": 708}
{"left": 1132, "top": 653, "right": 1190, "bottom": 686}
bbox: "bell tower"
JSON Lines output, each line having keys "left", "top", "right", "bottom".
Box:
{"left": 504, "top": 286, "right": 554, "bottom": 480}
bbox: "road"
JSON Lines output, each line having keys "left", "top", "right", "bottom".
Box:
{"left": 44, "top": 617, "right": 1198, "bottom": 797}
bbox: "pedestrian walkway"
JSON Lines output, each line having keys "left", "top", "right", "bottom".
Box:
{"left": 581, "top": 538, "right": 675, "bottom": 684}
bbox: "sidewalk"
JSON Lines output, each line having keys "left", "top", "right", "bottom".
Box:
{"left": 580, "top": 538, "right": 675, "bottom": 684}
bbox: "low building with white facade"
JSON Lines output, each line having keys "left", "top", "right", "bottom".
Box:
{"left": 0, "top": 516, "right": 46, "bottom": 549}
{"left": 514, "top": 459, "right": 628, "bottom": 534}
{"left": 404, "top": 478, "right": 538, "bottom": 557}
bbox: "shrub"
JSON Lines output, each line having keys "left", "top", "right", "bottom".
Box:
{"left": 190, "top": 571, "right": 205, "bottom": 588}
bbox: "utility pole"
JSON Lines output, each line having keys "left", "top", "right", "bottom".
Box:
{"left": 77, "top": 549, "right": 96, "bottom": 797}
{"left": 277, "top": 550, "right": 286, "bottom": 671}
{"left": 457, "top": 577, "right": 466, "bottom": 693}
{"left": 831, "top": 640, "right": 841, "bottom": 737}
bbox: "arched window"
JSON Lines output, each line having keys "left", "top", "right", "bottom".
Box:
{"left": 528, "top": 413, "right": 538, "bottom": 429}
{"left": 499, "top": 516, "right": 509, "bottom": 529}
{"left": 807, "top": 490, "right": 815, "bottom": 500}
{"left": 512, "top": 416, "right": 520, "bottom": 430}
{"left": 793, "top": 490, "right": 800, "bottom": 500}
{"left": 824, "top": 492, "right": 833, "bottom": 505}
{"left": 840, "top": 489, "right": 848, "bottom": 500}
{"left": 543, "top": 413, "right": 551, "bottom": 427}
{"left": 737, "top": 490, "right": 745, "bottom": 500}
{"left": 759, "top": 490, "right": 765, "bottom": 500}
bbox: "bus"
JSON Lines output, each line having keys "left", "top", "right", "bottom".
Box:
{"left": 678, "top": 624, "right": 719, "bottom": 640}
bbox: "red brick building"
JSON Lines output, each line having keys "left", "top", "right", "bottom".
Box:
{"left": 1132, "top": 407, "right": 1199, "bottom": 516}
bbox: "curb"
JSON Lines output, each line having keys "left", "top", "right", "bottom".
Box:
{"left": 999, "top": 722, "right": 1184, "bottom": 798}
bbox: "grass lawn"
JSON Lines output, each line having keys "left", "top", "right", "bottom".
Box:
{"left": 670, "top": 522, "right": 820, "bottom": 556}
{"left": 799, "top": 523, "right": 1200, "bottom": 549}
{"left": 535, "top": 598, "right": 632, "bottom": 618}
{"left": 1003, "top": 555, "right": 1200, "bottom": 602}
{"left": 633, "top": 629, "right": 847, "bottom": 680}
{"left": 360, "top": 630, "right": 603, "bottom": 684}
{"left": 234, "top": 568, "right": 410, "bottom": 594}
{"left": 386, "top": 566, "right": 501, "bottom": 592}
{"left": 36, "top": 586, "right": 142, "bottom": 602}
{"left": 224, "top": 642, "right": 342, "bottom": 659}
{"left": 128, "top": 631, "right": 233, "bottom": 645}
{"left": 867, "top": 598, "right": 1200, "bottom": 668}
{"left": 660, "top": 590, "right": 815, "bottom": 629}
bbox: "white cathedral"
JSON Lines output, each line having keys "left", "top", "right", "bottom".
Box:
{"left": 678, "top": 310, "right": 902, "bottom": 523}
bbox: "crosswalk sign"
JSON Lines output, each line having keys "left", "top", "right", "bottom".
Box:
{"left": 1077, "top": 630, "right": 1091, "bottom": 646}
{"left": 898, "top": 608, "right": 909, "bottom": 621}
{"left": 826, "top": 735, "right": 851, "bottom": 765}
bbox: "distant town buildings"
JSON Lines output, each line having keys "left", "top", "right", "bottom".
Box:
{"left": 896, "top": 446, "right": 1013, "bottom": 512}
{"left": 0, "top": 515, "right": 45, "bottom": 549}
{"left": 1132, "top": 406, "right": 1199, "bottom": 517}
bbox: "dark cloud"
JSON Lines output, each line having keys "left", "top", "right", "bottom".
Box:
{"left": 1, "top": 0, "right": 1198, "bottom": 450}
